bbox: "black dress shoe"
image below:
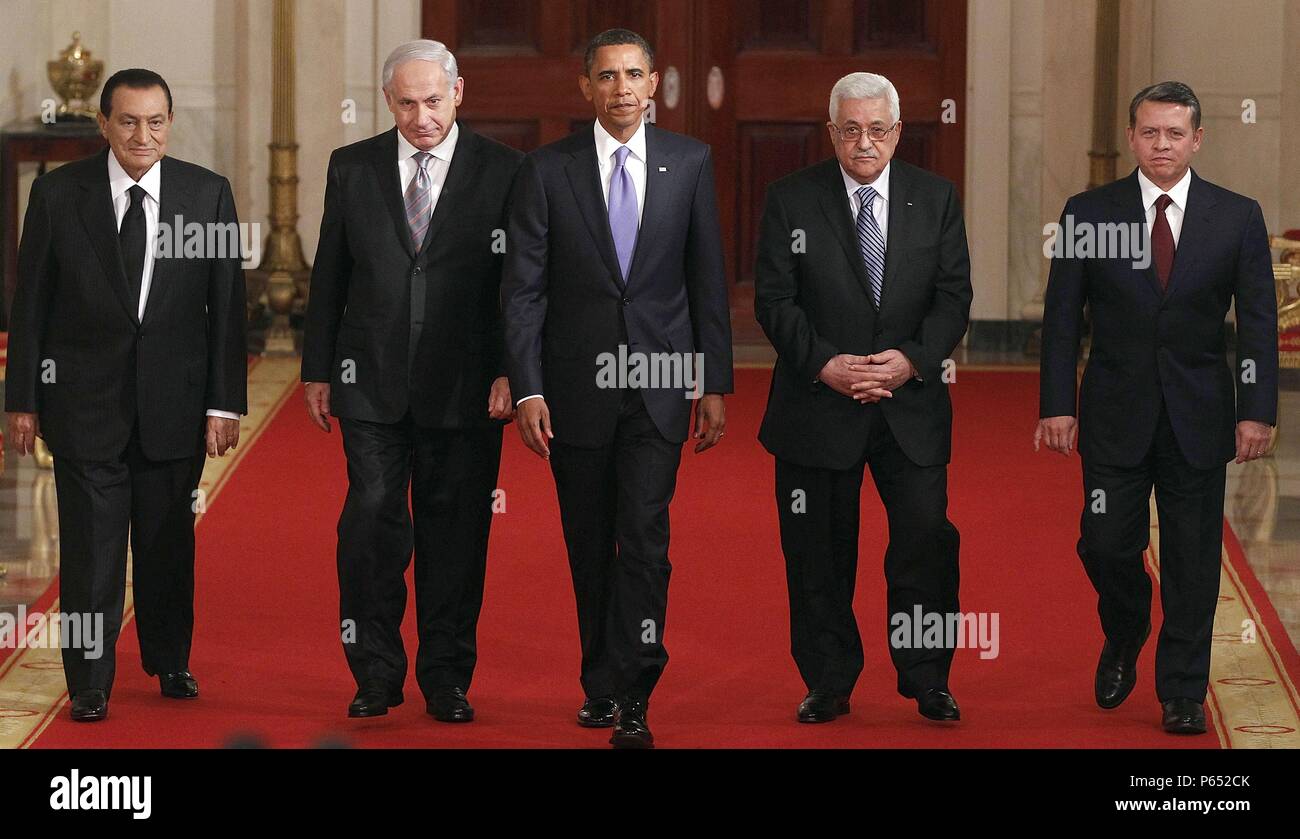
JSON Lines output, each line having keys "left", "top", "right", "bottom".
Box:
{"left": 1161, "top": 698, "right": 1207, "bottom": 734}
{"left": 609, "top": 697, "right": 653, "bottom": 749}
{"left": 577, "top": 696, "right": 619, "bottom": 728}
{"left": 70, "top": 690, "right": 108, "bottom": 723}
{"left": 159, "top": 671, "right": 199, "bottom": 699}
{"left": 426, "top": 686, "right": 474, "bottom": 723}
{"left": 796, "top": 690, "right": 850, "bottom": 723}
{"left": 347, "top": 684, "right": 404, "bottom": 718}
{"left": 1095, "top": 622, "right": 1151, "bottom": 709}
{"left": 917, "top": 689, "right": 961, "bottom": 721}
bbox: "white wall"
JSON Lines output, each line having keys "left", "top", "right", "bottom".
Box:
{"left": 3, "top": 0, "right": 1295, "bottom": 320}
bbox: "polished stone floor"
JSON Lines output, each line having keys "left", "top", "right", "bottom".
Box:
{"left": 1, "top": 357, "right": 1297, "bottom": 650}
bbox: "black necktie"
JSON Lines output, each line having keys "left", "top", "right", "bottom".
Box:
{"left": 120, "top": 184, "right": 147, "bottom": 313}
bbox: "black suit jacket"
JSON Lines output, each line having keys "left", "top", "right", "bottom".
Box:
{"left": 755, "top": 158, "right": 972, "bottom": 470}
{"left": 1040, "top": 169, "right": 1278, "bottom": 470}
{"left": 302, "top": 123, "right": 524, "bottom": 427}
{"left": 502, "top": 123, "right": 733, "bottom": 447}
{"left": 5, "top": 150, "right": 247, "bottom": 461}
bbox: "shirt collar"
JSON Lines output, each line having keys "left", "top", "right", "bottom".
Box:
{"left": 842, "top": 161, "right": 890, "bottom": 205}
{"left": 1137, "top": 166, "right": 1191, "bottom": 213}
{"left": 397, "top": 121, "right": 460, "bottom": 164}
{"left": 594, "top": 117, "right": 647, "bottom": 166}
{"left": 107, "top": 151, "right": 161, "bottom": 204}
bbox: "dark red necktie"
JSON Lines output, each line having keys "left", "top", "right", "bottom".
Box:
{"left": 1152, "top": 193, "right": 1175, "bottom": 291}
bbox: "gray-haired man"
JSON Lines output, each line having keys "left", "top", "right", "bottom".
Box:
{"left": 755, "top": 72, "right": 972, "bottom": 725}
{"left": 302, "top": 39, "right": 523, "bottom": 721}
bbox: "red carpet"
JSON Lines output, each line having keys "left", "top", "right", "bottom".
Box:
{"left": 31, "top": 369, "right": 1254, "bottom": 747}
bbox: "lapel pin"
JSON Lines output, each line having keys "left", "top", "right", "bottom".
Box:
{"left": 659, "top": 166, "right": 668, "bottom": 172}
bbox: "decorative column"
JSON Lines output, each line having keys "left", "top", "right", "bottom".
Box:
{"left": 253, "top": 0, "right": 310, "bottom": 354}
{"left": 1024, "top": 0, "right": 1120, "bottom": 352}
{"left": 1086, "top": 0, "right": 1120, "bottom": 189}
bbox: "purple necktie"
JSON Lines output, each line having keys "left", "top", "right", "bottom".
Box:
{"left": 608, "top": 145, "right": 638, "bottom": 283}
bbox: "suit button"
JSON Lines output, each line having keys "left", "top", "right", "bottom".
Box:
{"left": 622, "top": 297, "right": 631, "bottom": 305}
{"left": 413, "top": 266, "right": 422, "bottom": 275}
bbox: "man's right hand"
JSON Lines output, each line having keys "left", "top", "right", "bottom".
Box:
{"left": 305, "top": 382, "right": 332, "bottom": 433}
{"left": 516, "top": 398, "right": 553, "bottom": 460}
{"left": 1034, "top": 415, "right": 1077, "bottom": 456}
{"left": 5, "top": 412, "right": 40, "bottom": 456}
{"left": 818, "top": 355, "right": 893, "bottom": 402}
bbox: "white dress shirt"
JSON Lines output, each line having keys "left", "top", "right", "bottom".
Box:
{"left": 594, "top": 118, "right": 647, "bottom": 223}
{"left": 515, "top": 120, "right": 649, "bottom": 407}
{"left": 397, "top": 121, "right": 458, "bottom": 218}
{"left": 841, "top": 160, "right": 890, "bottom": 243}
{"left": 108, "top": 152, "right": 239, "bottom": 420}
{"left": 1137, "top": 166, "right": 1191, "bottom": 246}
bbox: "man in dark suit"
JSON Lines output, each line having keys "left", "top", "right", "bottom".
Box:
{"left": 4, "top": 69, "right": 247, "bottom": 721}
{"left": 302, "top": 40, "right": 522, "bottom": 722}
{"left": 1037, "top": 81, "right": 1277, "bottom": 734}
{"left": 502, "top": 29, "right": 733, "bottom": 749}
{"left": 755, "top": 72, "right": 972, "bottom": 725}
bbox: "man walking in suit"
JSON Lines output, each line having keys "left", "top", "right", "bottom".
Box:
{"left": 5, "top": 69, "right": 248, "bottom": 721}
{"left": 502, "top": 28, "right": 733, "bottom": 749}
{"left": 302, "top": 40, "right": 522, "bottom": 722}
{"left": 1037, "top": 82, "right": 1277, "bottom": 734}
{"left": 755, "top": 72, "right": 972, "bottom": 725}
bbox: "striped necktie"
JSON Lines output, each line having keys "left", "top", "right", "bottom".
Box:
{"left": 855, "top": 184, "right": 885, "bottom": 307}
{"left": 405, "top": 151, "right": 433, "bottom": 249}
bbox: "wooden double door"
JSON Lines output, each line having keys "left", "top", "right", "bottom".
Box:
{"left": 422, "top": 0, "right": 967, "bottom": 337}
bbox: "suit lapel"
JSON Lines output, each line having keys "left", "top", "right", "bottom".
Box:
{"left": 878, "top": 162, "right": 906, "bottom": 313}
{"left": 1163, "top": 170, "right": 1215, "bottom": 301}
{"left": 141, "top": 157, "right": 190, "bottom": 324}
{"left": 815, "top": 161, "right": 875, "bottom": 303}
{"left": 78, "top": 151, "right": 139, "bottom": 325}
{"left": 625, "top": 125, "right": 676, "bottom": 288}
{"left": 371, "top": 128, "right": 415, "bottom": 259}
{"left": 418, "top": 122, "right": 477, "bottom": 255}
{"left": 1112, "top": 170, "right": 1165, "bottom": 300}
{"left": 565, "top": 128, "right": 623, "bottom": 290}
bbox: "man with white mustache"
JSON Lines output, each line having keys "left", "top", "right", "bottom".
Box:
{"left": 755, "top": 72, "right": 973, "bottom": 726}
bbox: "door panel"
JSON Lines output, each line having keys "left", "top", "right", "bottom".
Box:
{"left": 422, "top": 0, "right": 966, "bottom": 341}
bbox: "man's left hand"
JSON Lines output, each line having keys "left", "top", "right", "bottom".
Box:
{"left": 206, "top": 416, "right": 240, "bottom": 457}
{"left": 1235, "top": 420, "right": 1272, "bottom": 464}
{"left": 693, "top": 393, "right": 726, "bottom": 453}
{"left": 849, "top": 349, "right": 915, "bottom": 401}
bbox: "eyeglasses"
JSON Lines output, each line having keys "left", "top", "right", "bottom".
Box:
{"left": 832, "top": 122, "right": 898, "bottom": 143}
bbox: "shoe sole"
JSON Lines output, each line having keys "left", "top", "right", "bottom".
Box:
{"left": 71, "top": 713, "right": 107, "bottom": 723}
{"left": 161, "top": 692, "right": 199, "bottom": 700}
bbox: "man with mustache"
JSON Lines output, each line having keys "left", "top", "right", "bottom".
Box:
{"left": 755, "top": 72, "right": 972, "bottom": 725}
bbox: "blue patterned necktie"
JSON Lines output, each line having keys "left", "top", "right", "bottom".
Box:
{"left": 608, "top": 145, "right": 638, "bottom": 283}
{"left": 855, "top": 184, "right": 885, "bottom": 307}
{"left": 405, "top": 151, "right": 432, "bottom": 249}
